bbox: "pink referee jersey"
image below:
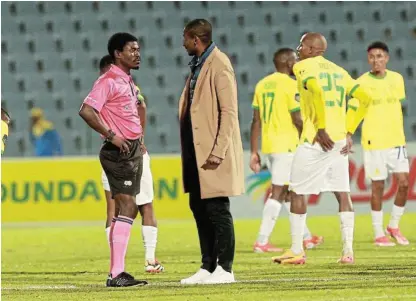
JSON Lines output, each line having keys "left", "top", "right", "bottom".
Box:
{"left": 83, "top": 64, "right": 143, "bottom": 140}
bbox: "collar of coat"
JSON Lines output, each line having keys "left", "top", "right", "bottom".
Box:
{"left": 188, "top": 42, "right": 216, "bottom": 70}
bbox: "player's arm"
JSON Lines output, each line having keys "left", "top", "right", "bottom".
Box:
{"left": 291, "top": 111, "right": 303, "bottom": 138}
{"left": 286, "top": 87, "right": 303, "bottom": 138}
{"left": 250, "top": 109, "right": 261, "bottom": 154}
{"left": 209, "top": 67, "right": 238, "bottom": 161}
{"left": 79, "top": 78, "right": 130, "bottom": 152}
{"left": 398, "top": 74, "right": 406, "bottom": 104}
{"left": 250, "top": 93, "right": 261, "bottom": 172}
{"left": 346, "top": 98, "right": 361, "bottom": 136}
{"left": 305, "top": 78, "right": 326, "bottom": 130}
{"left": 1, "top": 109, "right": 10, "bottom": 155}
{"left": 346, "top": 86, "right": 371, "bottom": 136}
{"left": 79, "top": 104, "right": 112, "bottom": 138}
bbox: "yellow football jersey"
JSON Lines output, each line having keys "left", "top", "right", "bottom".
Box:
{"left": 348, "top": 70, "right": 406, "bottom": 150}
{"left": 1, "top": 119, "right": 9, "bottom": 155}
{"left": 252, "top": 72, "right": 300, "bottom": 154}
{"left": 293, "top": 56, "right": 359, "bottom": 143}
{"left": 136, "top": 85, "right": 145, "bottom": 104}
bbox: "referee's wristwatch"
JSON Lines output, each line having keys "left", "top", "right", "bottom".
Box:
{"left": 105, "top": 129, "right": 116, "bottom": 142}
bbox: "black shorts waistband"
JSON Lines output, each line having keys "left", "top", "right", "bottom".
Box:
{"left": 128, "top": 136, "right": 143, "bottom": 143}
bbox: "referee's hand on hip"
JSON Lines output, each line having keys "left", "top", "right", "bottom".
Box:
{"left": 111, "top": 135, "right": 131, "bottom": 154}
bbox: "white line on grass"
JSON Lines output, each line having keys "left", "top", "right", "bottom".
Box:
{"left": 3, "top": 276, "right": 416, "bottom": 292}
{"left": 2, "top": 285, "right": 78, "bottom": 290}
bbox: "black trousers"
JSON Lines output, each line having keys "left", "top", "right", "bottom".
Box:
{"left": 181, "top": 97, "right": 235, "bottom": 273}
{"left": 189, "top": 189, "right": 235, "bottom": 273}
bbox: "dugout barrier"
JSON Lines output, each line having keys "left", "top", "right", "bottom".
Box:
{"left": 2, "top": 145, "right": 416, "bottom": 222}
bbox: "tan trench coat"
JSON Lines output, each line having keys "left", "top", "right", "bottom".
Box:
{"left": 178, "top": 47, "right": 245, "bottom": 199}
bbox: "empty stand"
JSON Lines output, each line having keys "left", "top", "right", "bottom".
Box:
{"left": 1, "top": 1, "right": 415, "bottom": 156}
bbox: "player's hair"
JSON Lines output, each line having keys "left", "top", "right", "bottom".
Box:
{"left": 184, "top": 19, "right": 212, "bottom": 45}
{"left": 107, "top": 32, "right": 138, "bottom": 60}
{"left": 99, "top": 55, "right": 114, "bottom": 71}
{"left": 273, "top": 48, "right": 295, "bottom": 62}
{"left": 367, "top": 41, "right": 389, "bottom": 53}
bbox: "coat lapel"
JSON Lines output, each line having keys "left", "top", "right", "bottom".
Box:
{"left": 192, "top": 48, "right": 218, "bottom": 105}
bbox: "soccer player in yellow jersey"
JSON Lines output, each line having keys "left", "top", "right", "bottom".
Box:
{"left": 1, "top": 108, "right": 11, "bottom": 155}
{"left": 272, "top": 33, "right": 371, "bottom": 265}
{"left": 347, "top": 42, "right": 409, "bottom": 247}
{"left": 250, "top": 48, "right": 323, "bottom": 253}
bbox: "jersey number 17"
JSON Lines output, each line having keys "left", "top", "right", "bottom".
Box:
{"left": 261, "top": 92, "right": 275, "bottom": 123}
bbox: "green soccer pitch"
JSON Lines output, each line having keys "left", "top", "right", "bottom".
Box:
{"left": 2, "top": 214, "right": 416, "bottom": 301}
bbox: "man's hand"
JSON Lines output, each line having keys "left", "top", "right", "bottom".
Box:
{"left": 313, "top": 129, "right": 334, "bottom": 152}
{"left": 201, "top": 154, "right": 223, "bottom": 170}
{"left": 341, "top": 133, "right": 354, "bottom": 156}
{"left": 249, "top": 152, "right": 261, "bottom": 173}
{"left": 111, "top": 135, "right": 131, "bottom": 154}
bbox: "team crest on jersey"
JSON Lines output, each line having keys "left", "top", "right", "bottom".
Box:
{"left": 294, "top": 93, "right": 300, "bottom": 102}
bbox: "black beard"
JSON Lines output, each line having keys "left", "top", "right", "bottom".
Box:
{"left": 187, "top": 49, "right": 196, "bottom": 56}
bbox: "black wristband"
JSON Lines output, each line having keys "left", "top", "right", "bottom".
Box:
{"left": 105, "top": 130, "right": 115, "bottom": 142}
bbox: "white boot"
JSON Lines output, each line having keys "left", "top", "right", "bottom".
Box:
{"left": 180, "top": 269, "right": 211, "bottom": 285}
{"left": 201, "top": 266, "right": 235, "bottom": 284}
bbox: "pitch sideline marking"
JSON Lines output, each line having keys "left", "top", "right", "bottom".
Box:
{"left": 3, "top": 275, "right": 416, "bottom": 290}
{"left": 2, "top": 285, "right": 78, "bottom": 290}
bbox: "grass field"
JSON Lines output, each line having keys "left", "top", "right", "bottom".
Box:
{"left": 2, "top": 214, "right": 416, "bottom": 301}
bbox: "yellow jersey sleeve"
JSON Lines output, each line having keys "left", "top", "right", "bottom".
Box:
{"left": 293, "top": 59, "right": 316, "bottom": 89}
{"left": 1, "top": 120, "right": 9, "bottom": 155}
{"left": 343, "top": 71, "right": 360, "bottom": 97}
{"left": 347, "top": 98, "right": 360, "bottom": 111}
{"left": 286, "top": 82, "right": 300, "bottom": 113}
{"left": 136, "top": 85, "right": 145, "bottom": 104}
{"left": 346, "top": 98, "right": 360, "bottom": 134}
{"left": 397, "top": 74, "right": 406, "bottom": 102}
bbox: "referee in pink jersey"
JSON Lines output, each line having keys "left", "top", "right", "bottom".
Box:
{"left": 79, "top": 33, "right": 147, "bottom": 287}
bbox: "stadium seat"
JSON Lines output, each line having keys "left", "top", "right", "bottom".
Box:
{"left": 1, "top": 1, "right": 415, "bottom": 156}
{"left": 124, "top": 1, "right": 149, "bottom": 14}
{"left": 11, "top": 1, "right": 40, "bottom": 17}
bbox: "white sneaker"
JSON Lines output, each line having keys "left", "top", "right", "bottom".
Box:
{"left": 180, "top": 269, "right": 211, "bottom": 285}
{"left": 200, "top": 266, "right": 235, "bottom": 284}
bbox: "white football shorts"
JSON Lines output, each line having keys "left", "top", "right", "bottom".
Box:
{"left": 102, "top": 152, "right": 154, "bottom": 206}
{"left": 364, "top": 146, "right": 410, "bottom": 181}
{"left": 265, "top": 153, "right": 294, "bottom": 186}
{"left": 290, "top": 139, "right": 350, "bottom": 195}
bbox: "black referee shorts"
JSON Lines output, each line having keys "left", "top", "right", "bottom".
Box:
{"left": 99, "top": 138, "right": 144, "bottom": 198}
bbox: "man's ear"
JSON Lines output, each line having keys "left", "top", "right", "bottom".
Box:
{"left": 114, "top": 50, "right": 121, "bottom": 59}
{"left": 194, "top": 36, "right": 201, "bottom": 46}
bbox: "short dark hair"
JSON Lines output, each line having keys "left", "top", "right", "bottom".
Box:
{"left": 367, "top": 41, "right": 389, "bottom": 53}
{"left": 107, "top": 32, "right": 138, "bottom": 60}
{"left": 99, "top": 55, "right": 113, "bottom": 71}
{"left": 184, "top": 19, "right": 212, "bottom": 44}
{"left": 273, "top": 48, "right": 295, "bottom": 62}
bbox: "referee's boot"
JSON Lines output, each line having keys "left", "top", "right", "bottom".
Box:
{"left": 106, "top": 272, "right": 148, "bottom": 287}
